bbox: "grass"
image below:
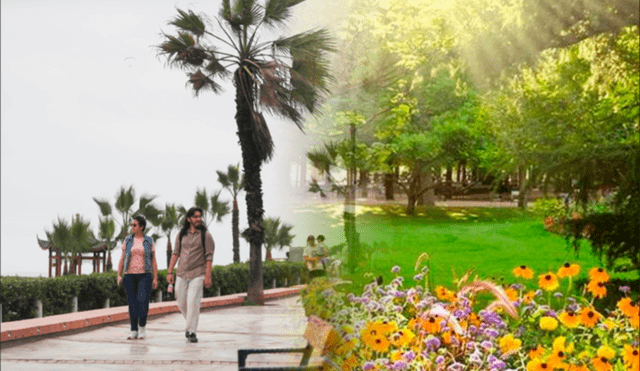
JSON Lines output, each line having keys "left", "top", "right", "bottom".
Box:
{"left": 292, "top": 202, "right": 611, "bottom": 294}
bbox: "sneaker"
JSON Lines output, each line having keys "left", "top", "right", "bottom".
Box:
{"left": 188, "top": 332, "right": 198, "bottom": 343}
{"left": 127, "top": 331, "right": 138, "bottom": 340}
{"left": 138, "top": 326, "right": 146, "bottom": 339}
{"left": 185, "top": 331, "right": 190, "bottom": 339}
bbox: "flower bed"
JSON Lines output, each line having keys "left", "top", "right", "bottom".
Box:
{"left": 304, "top": 259, "right": 639, "bottom": 371}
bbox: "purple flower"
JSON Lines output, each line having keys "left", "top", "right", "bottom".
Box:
{"left": 392, "top": 266, "right": 401, "bottom": 273}
{"left": 447, "top": 362, "right": 465, "bottom": 371}
{"left": 491, "top": 360, "right": 506, "bottom": 370}
{"left": 480, "top": 310, "right": 505, "bottom": 327}
{"left": 484, "top": 328, "right": 499, "bottom": 338}
{"left": 554, "top": 292, "right": 563, "bottom": 298}
{"left": 468, "top": 325, "right": 478, "bottom": 334}
{"left": 466, "top": 341, "right": 476, "bottom": 350}
{"left": 393, "top": 361, "right": 408, "bottom": 370}
{"left": 322, "top": 289, "right": 333, "bottom": 297}
{"left": 544, "top": 310, "right": 557, "bottom": 318}
{"left": 567, "top": 297, "right": 576, "bottom": 303}
{"left": 481, "top": 340, "right": 494, "bottom": 350}
{"left": 393, "top": 305, "right": 403, "bottom": 313}
{"left": 363, "top": 362, "right": 375, "bottom": 371}
{"left": 413, "top": 274, "right": 423, "bottom": 281}
{"left": 424, "top": 336, "right": 441, "bottom": 351}
{"left": 470, "top": 350, "right": 483, "bottom": 365}
{"left": 403, "top": 350, "right": 416, "bottom": 362}
{"left": 619, "top": 286, "right": 631, "bottom": 294}
{"left": 393, "top": 290, "right": 405, "bottom": 298}
{"left": 435, "top": 356, "right": 445, "bottom": 364}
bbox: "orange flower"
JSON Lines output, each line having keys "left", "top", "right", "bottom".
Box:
{"left": 529, "top": 346, "right": 546, "bottom": 359}
{"left": 580, "top": 307, "right": 602, "bottom": 327}
{"left": 523, "top": 291, "right": 537, "bottom": 303}
{"left": 618, "top": 298, "right": 639, "bottom": 318}
{"left": 389, "top": 328, "right": 415, "bottom": 347}
{"left": 591, "top": 357, "right": 612, "bottom": 371}
{"left": 568, "top": 365, "right": 589, "bottom": 371}
{"left": 588, "top": 267, "right": 609, "bottom": 283}
{"left": 558, "top": 311, "right": 581, "bottom": 328}
{"left": 539, "top": 272, "right": 559, "bottom": 291}
{"left": 421, "top": 315, "right": 441, "bottom": 333}
{"left": 527, "top": 358, "right": 553, "bottom": 371}
{"left": 505, "top": 287, "right": 519, "bottom": 302}
{"left": 630, "top": 314, "right": 639, "bottom": 329}
{"left": 341, "top": 354, "right": 358, "bottom": 371}
{"left": 557, "top": 263, "right": 580, "bottom": 278}
{"left": 435, "top": 286, "right": 456, "bottom": 301}
{"left": 367, "top": 335, "right": 390, "bottom": 353}
{"left": 587, "top": 280, "right": 607, "bottom": 298}
{"left": 514, "top": 265, "right": 534, "bottom": 279}
{"left": 623, "top": 345, "right": 639, "bottom": 371}
{"left": 548, "top": 337, "right": 573, "bottom": 368}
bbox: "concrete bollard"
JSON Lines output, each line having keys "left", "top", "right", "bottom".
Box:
{"left": 284, "top": 278, "right": 288, "bottom": 287}
{"left": 296, "top": 276, "right": 301, "bottom": 285}
{"left": 156, "top": 291, "right": 162, "bottom": 303}
{"left": 272, "top": 279, "right": 277, "bottom": 289}
{"left": 104, "top": 298, "right": 110, "bottom": 308}
{"left": 217, "top": 287, "right": 221, "bottom": 297}
{"left": 35, "top": 300, "right": 43, "bottom": 318}
{"left": 72, "top": 296, "right": 78, "bottom": 313}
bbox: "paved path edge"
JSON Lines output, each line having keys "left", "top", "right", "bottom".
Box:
{"left": 0, "top": 285, "right": 304, "bottom": 343}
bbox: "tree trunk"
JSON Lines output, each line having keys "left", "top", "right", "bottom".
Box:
{"left": 359, "top": 170, "right": 369, "bottom": 198}
{"left": 235, "top": 68, "right": 264, "bottom": 305}
{"left": 422, "top": 169, "right": 436, "bottom": 207}
{"left": 445, "top": 166, "right": 453, "bottom": 200}
{"left": 384, "top": 173, "right": 395, "bottom": 200}
{"left": 517, "top": 164, "right": 527, "bottom": 209}
{"left": 166, "top": 239, "right": 172, "bottom": 267}
{"left": 232, "top": 198, "right": 240, "bottom": 263}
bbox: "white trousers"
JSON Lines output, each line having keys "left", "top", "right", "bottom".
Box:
{"left": 175, "top": 275, "right": 204, "bottom": 333}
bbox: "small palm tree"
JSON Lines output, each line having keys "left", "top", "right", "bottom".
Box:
{"left": 157, "top": 0, "right": 333, "bottom": 304}
{"left": 243, "top": 217, "right": 294, "bottom": 261}
{"left": 46, "top": 215, "right": 95, "bottom": 275}
{"left": 217, "top": 163, "right": 244, "bottom": 263}
{"left": 97, "top": 216, "right": 116, "bottom": 271}
{"left": 194, "top": 188, "right": 231, "bottom": 229}
{"left": 160, "top": 203, "right": 181, "bottom": 267}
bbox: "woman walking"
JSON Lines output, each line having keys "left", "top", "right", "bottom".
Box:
{"left": 117, "top": 215, "right": 158, "bottom": 339}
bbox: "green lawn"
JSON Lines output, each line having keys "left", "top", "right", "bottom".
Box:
{"left": 292, "top": 202, "right": 610, "bottom": 293}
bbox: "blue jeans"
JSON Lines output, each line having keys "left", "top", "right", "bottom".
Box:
{"left": 123, "top": 273, "right": 152, "bottom": 331}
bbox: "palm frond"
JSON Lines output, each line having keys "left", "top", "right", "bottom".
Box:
{"left": 187, "top": 70, "right": 224, "bottom": 96}
{"left": 93, "top": 197, "right": 112, "bottom": 217}
{"left": 195, "top": 189, "right": 210, "bottom": 211}
{"left": 250, "top": 110, "right": 275, "bottom": 162}
{"left": 169, "top": 8, "right": 206, "bottom": 37}
{"left": 210, "top": 190, "right": 231, "bottom": 222}
{"left": 115, "top": 186, "right": 135, "bottom": 214}
{"left": 262, "top": 0, "right": 305, "bottom": 28}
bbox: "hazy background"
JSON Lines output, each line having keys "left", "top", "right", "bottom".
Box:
{"left": 1, "top": 0, "right": 350, "bottom": 276}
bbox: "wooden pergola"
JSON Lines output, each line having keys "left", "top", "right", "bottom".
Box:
{"left": 37, "top": 237, "right": 109, "bottom": 277}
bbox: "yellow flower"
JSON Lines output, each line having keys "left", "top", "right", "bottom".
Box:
{"left": 557, "top": 263, "right": 580, "bottom": 278}
{"left": 523, "top": 290, "right": 537, "bottom": 303}
{"left": 389, "top": 328, "right": 415, "bottom": 347}
{"left": 548, "top": 337, "right": 573, "bottom": 368}
{"left": 499, "top": 334, "right": 522, "bottom": 354}
{"left": 342, "top": 325, "right": 355, "bottom": 334}
{"left": 580, "top": 307, "right": 602, "bottom": 328}
{"left": 553, "top": 337, "right": 574, "bottom": 354}
{"left": 514, "top": 265, "right": 535, "bottom": 279}
{"left": 623, "top": 345, "right": 639, "bottom": 371}
{"left": 505, "top": 287, "right": 518, "bottom": 302}
{"left": 588, "top": 267, "right": 609, "bottom": 283}
{"left": 618, "top": 298, "right": 639, "bottom": 318}
{"left": 336, "top": 339, "right": 357, "bottom": 355}
{"left": 597, "top": 346, "right": 615, "bottom": 360}
{"left": 558, "top": 311, "right": 581, "bottom": 328}
{"left": 341, "top": 354, "right": 358, "bottom": 371}
{"left": 390, "top": 350, "right": 403, "bottom": 361}
{"left": 539, "top": 272, "right": 559, "bottom": 291}
{"left": 587, "top": 280, "right": 607, "bottom": 298}
{"left": 567, "top": 365, "right": 589, "bottom": 371}
{"left": 540, "top": 316, "right": 559, "bottom": 331}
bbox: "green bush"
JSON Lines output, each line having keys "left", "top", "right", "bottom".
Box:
{"left": 0, "top": 261, "right": 307, "bottom": 322}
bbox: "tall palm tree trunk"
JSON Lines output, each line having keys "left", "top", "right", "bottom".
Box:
{"left": 234, "top": 68, "right": 264, "bottom": 305}
{"left": 232, "top": 199, "right": 240, "bottom": 263}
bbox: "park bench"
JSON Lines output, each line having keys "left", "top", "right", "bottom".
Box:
{"left": 237, "top": 315, "right": 341, "bottom": 371}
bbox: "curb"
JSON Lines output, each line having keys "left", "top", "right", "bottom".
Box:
{"left": 0, "top": 285, "right": 304, "bottom": 343}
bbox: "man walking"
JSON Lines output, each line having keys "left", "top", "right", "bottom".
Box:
{"left": 167, "top": 207, "right": 214, "bottom": 343}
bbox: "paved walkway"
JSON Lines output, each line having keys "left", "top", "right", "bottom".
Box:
{"left": 1, "top": 292, "right": 314, "bottom": 371}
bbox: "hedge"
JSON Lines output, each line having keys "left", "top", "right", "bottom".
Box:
{"left": 0, "top": 261, "right": 307, "bottom": 322}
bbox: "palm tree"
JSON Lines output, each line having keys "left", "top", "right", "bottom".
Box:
{"left": 46, "top": 215, "right": 95, "bottom": 275}
{"left": 262, "top": 217, "right": 294, "bottom": 261}
{"left": 157, "top": 0, "right": 334, "bottom": 304}
{"left": 93, "top": 185, "right": 163, "bottom": 269}
{"left": 160, "top": 203, "right": 181, "bottom": 267}
{"left": 194, "top": 188, "right": 231, "bottom": 229}
{"left": 217, "top": 163, "right": 244, "bottom": 263}
{"left": 97, "top": 216, "right": 116, "bottom": 271}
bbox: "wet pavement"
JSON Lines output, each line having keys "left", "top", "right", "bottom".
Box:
{"left": 1, "top": 295, "right": 314, "bottom": 371}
